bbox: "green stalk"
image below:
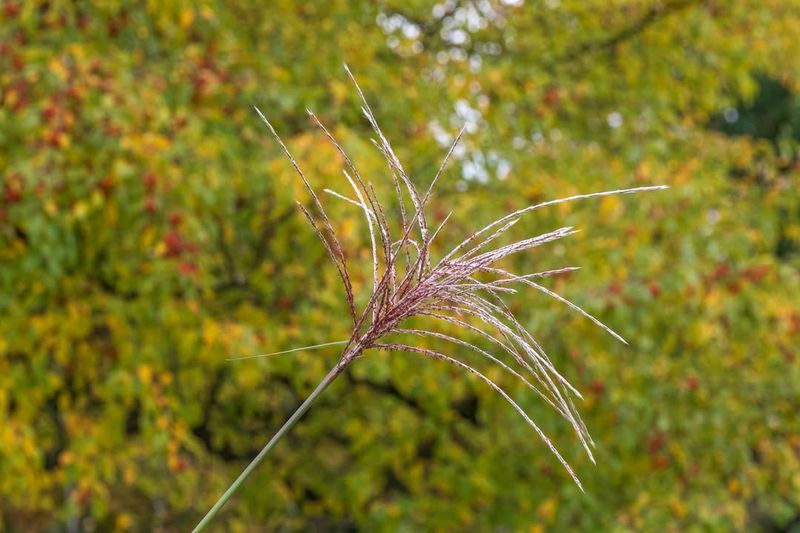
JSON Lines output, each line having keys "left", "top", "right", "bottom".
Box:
{"left": 192, "top": 363, "right": 344, "bottom": 532}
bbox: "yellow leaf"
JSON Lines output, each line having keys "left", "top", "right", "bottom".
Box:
{"left": 537, "top": 497, "right": 557, "bottom": 523}
{"left": 200, "top": 6, "right": 215, "bottom": 21}
{"left": 137, "top": 364, "right": 153, "bottom": 386}
{"left": 202, "top": 320, "right": 219, "bottom": 346}
{"left": 598, "top": 195, "right": 622, "bottom": 220}
{"left": 73, "top": 200, "right": 89, "bottom": 219}
{"left": 179, "top": 8, "right": 194, "bottom": 29}
{"left": 670, "top": 497, "right": 687, "bottom": 518}
{"left": 49, "top": 57, "right": 68, "bottom": 82}
{"left": 123, "top": 465, "right": 136, "bottom": 485}
{"left": 115, "top": 513, "right": 134, "bottom": 531}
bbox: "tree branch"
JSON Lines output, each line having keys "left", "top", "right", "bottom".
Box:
{"left": 554, "top": 0, "right": 701, "bottom": 64}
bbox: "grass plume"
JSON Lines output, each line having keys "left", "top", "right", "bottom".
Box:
{"left": 193, "top": 65, "right": 668, "bottom": 531}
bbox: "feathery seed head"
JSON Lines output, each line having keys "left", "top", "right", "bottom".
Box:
{"left": 254, "top": 66, "right": 668, "bottom": 490}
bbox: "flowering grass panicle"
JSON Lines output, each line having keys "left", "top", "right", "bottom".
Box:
{"left": 193, "top": 65, "right": 667, "bottom": 532}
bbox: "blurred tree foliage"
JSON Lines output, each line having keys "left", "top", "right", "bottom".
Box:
{"left": 1, "top": 1, "right": 799, "bottom": 531}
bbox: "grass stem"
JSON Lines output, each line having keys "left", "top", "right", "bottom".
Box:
{"left": 192, "top": 363, "right": 344, "bottom": 532}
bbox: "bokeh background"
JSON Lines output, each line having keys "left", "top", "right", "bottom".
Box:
{"left": 2, "top": 1, "right": 799, "bottom": 531}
